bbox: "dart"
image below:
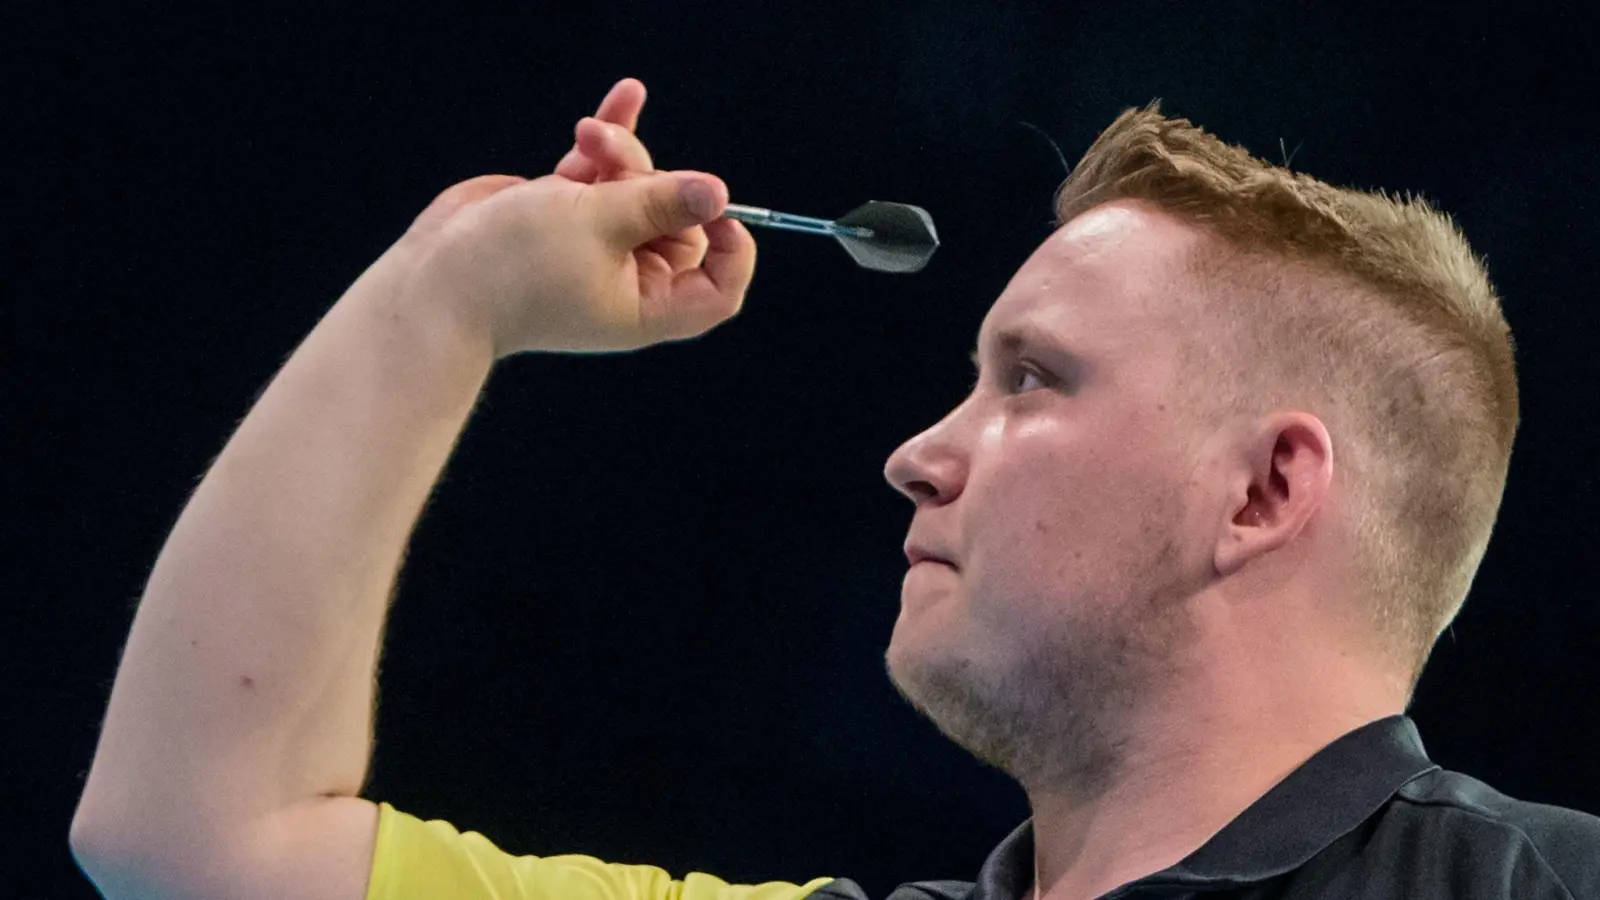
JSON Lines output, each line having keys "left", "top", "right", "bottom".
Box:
{"left": 720, "top": 201, "right": 939, "bottom": 273}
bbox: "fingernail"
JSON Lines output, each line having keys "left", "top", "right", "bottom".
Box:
{"left": 680, "top": 180, "right": 717, "bottom": 220}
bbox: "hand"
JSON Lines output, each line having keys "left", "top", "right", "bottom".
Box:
{"left": 552, "top": 79, "right": 714, "bottom": 286}
{"left": 393, "top": 79, "right": 756, "bottom": 357}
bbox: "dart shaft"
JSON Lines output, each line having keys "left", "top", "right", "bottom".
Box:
{"left": 723, "top": 203, "right": 872, "bottom": 239}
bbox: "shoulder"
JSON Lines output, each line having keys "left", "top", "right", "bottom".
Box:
{"left": 1387, "top": 768, "right": 1600, "bottom": 897}
{"left": 369, "top": 802, "right": 840, "bottom": 900}
{"left": 783, "top": 877, "right": 979, "bottom": 900}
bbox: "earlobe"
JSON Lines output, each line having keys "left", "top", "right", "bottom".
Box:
{"left": 1213, "top": 414, "right": 1333, "bottom": 577}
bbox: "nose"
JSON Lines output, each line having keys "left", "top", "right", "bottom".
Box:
{"left": 884, "top": 416, "right": 967, "bottom": 507}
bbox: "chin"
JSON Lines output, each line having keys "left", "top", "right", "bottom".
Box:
{"left": 887, "top": 601, "right": 936, "bottom": 659}
{"left": 885, "top": 608, "right": 957, "bottom": 693}
{"left": 884, "top": 616, "right": 923, "bottom": 688}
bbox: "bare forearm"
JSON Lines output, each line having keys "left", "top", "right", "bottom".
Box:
{"left": 73, "top": 249, "right": 495, "bottom": 846}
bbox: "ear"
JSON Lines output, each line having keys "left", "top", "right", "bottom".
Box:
{"left": 1214, "top": 412, "right": 1334, "bottom": 576}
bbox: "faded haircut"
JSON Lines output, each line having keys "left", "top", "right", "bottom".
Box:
{"left": 1054, "top": 102, "right": 1519, "bottom": 702}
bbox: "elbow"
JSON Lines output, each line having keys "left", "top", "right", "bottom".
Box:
{"left": 69, "top": 803, "right": 155, "bottom": 896}
{"left": 69, "top": 808, "right": 124, "bottom": 889}
{"left": 68, "top": 817, "right": 117, "bottom": 895}
{"left": 69, "top": 793, "right": 123, "bottom": 858}
{"left": 69, "top": 818, "right": 190, "bottom": 900}
{"left": 69, "top": 807, "right": 106, "bottom": 862}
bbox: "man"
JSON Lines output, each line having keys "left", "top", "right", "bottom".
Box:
{"left": 69, "top": 77, "right": 1599, "bottom": 900}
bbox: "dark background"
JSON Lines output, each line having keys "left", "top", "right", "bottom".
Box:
{"left": 12, "top": 2, "right": 1597, "bottom": 897}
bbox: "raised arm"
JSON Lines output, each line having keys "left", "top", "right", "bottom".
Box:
{"left": 65, "top": 220, "right": 497, "bottom": 892}
{"left": 70, "top": 78, "right": 755, "bottom": 900}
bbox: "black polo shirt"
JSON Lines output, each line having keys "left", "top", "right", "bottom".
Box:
{"left": 818, "top": 715, "right": 1600, "bottom": 900}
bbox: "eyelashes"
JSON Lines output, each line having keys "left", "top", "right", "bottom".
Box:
{"left": 1007, "top": 364, "right": 1049, "bottom": 393}
{"left": 970, "top": 362, "right": 1053, "bottom": 394}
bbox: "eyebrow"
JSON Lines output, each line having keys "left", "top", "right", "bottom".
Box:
{"left": 969, "top": 327, "right": 1037, "bottom": 371}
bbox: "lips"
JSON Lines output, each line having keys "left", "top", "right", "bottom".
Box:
{"left": 904, "top": 546, "right": 956, "bottom": 568}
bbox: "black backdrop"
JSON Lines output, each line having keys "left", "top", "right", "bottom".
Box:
{"left": 13, "top": 2, "right": 1598, "bottom": 897}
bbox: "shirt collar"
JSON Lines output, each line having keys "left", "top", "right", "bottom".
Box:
{"left": 968, "top": 714, "right": 1441, "bottom": 900}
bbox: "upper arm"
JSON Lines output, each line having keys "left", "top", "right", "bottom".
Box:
{"left": 73, "top": 795, "right": 380, "bottom": 900}
{"left": 74, "top": 795, "right": 839, "bottom": 900}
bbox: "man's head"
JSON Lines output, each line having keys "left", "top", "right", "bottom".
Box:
{"left": 881, "top": 103, "right": 1517, "bottom": 793}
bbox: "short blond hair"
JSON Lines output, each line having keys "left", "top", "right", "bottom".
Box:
{"left": 1055, "top": 103, "right": 1519, "bottom": 700}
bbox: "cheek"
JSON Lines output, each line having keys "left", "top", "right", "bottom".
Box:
{"left": 974, "top": 418, "right": 1099, "bottom": 527}
{"left": 965, "top": 438, "right": 1093, "bottom": 593}
{"left": 967, "top": 415, "right": 1169, "bottom": 586}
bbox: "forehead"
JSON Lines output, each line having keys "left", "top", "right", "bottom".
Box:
{"left": 978, "top": 200, "right": 1205, "bottom": 352}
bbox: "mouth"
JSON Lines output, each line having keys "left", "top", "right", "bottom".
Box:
{"left": 904, "top": 540, "right": 958, "bottom": 569}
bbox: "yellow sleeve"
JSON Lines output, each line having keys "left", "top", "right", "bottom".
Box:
{"left": 366, "top": 801, "right": 839, "bottom": 900}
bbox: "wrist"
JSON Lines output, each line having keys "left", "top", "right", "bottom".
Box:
{"left": 344, "top": 241, "right": 501, "bottom": 371}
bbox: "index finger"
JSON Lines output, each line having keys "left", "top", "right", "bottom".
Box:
{"left": 641, "top": 214, "right": 755, "bottom": 345}
{"left": 695, "top": 216, "right": 756, "bottom": 305}
{"left": 593, "top": 77, "right": 646, "bottom": 132}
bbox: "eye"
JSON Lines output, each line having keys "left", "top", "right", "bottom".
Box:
{"left": 969, "top": 361, "right": 1055, "bottom": 394}
{"left": 1005, "top": 363, "right": 1049, "bottom": 393}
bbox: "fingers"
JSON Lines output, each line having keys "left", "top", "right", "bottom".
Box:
{"left": 643, "top": 216, "right": 757, "bottom": 344}
{"left": 563, "top": 134, "right": 705, "bottom": 274}
{"left": 555, "top": 78, "right": 648, "bottom": 182}
{"left": 554, "top": 146, "right": 599, "bottom": 182}
{"left": 556, "top": 117, "right": 656, "bottom": 182}
{"left": 586, "top": 169, "right": 755, "bottom": 344}
{"left": 642, "top": 226, "right": 711, "bottom": 274}
{"left": 694, "top": 216, "right": 756, "bottom": 305}
{"left": 594, "top": 171, "right": 726, "bottom": 249}
{"left": 593, "top": 77, "right": 646, "bottom": 131}
{"left": 576, "top": 118, "right": 655, "bottom": 174}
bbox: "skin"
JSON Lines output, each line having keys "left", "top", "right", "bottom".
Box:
{"left": 573, "top": 79, "right": 1408, "bottom": 900}
{"left": 555, "top": 79, "right": 712, "bottom": 280}
{"left": 881, "top": 204, "right": 1409, "bottom": 899}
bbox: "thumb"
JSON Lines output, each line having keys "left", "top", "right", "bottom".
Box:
{"left": 592, "top": 171, "right": 727, "bottom": 248}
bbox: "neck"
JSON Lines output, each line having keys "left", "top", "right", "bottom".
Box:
{"left": 1025, "top": 685, "right": 1401, "bottom": 900}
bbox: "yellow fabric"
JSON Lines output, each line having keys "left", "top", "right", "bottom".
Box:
{"left": 366, "top": 801, "right": 838, "bottom": 900}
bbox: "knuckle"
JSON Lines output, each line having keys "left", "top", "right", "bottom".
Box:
{"left": 646, "top": 204, "right": 678, "bottom": 237}
{"left": 607, "top": 123, "right": 652, "bottom": 164}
